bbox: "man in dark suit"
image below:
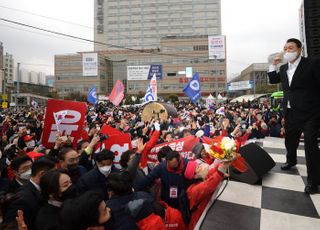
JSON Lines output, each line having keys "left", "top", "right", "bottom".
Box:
{"left": 77, "top": 149, "right": 119, "bottom": 201}
{"left": 268, "top": 38, "right": 320, "bottom": 194}
{"left": 2, "top": 156, "right": 55, "bottom": 229}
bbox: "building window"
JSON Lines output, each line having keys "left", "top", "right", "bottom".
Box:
{"left": 167, "top": 72, "right": 176, "bottom": 77}
{"left": 193, "top": 45, "right": 208, "bottom": 51}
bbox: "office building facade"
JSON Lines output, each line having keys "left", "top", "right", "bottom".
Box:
{"left": 54, "top": 53, "right": 113, "bottom": 97}
{"left": 94, "top": 0, "right": 222, "bottom": 50}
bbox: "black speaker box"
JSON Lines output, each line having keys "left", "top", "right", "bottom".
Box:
{"left": 229, "top": 143, "right": 275, "bottom": 184}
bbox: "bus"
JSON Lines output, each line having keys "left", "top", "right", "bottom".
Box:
{"left": 270, "top": 91, "right": 283, "bottom": 111}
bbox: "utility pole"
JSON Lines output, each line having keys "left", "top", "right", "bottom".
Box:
{"left": 2, "top": 68, "right": 6, "bottom": 95}
{"left": 17, "top": 62, "right": 20, "bottom": 108}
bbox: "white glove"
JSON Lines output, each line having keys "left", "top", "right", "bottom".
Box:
{"left": 154, "top": 122, "right": 161, "bottom": 131}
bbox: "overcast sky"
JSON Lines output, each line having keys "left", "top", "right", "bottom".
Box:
{"left": 0, "top": 0, "right": 303, "bottom": 79}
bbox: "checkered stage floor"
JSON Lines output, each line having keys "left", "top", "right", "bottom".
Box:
{"left": 198, "top": 137, "right": 320, "bottom": 230}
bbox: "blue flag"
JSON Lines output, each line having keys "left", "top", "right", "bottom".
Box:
{"left": 87, "top": 86, "right": 97, "bottom": 105}
{"left": 183, "top": 72, "right": 201, "bottom": 103}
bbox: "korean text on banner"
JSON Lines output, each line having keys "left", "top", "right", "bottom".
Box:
{"left": 95, "top": 125, "right": 132, "bottom": 169}
{"left": 83, "top": 53, "right": 98, "bottom": 76}
{"left": 208, "top": 35, "right": 226, "bottom": 59}
{"left": 147, "top": 136, "right": 199, "bottom": 164}
{"left": 42, "top": 99, "right": 87, "bottom": 149}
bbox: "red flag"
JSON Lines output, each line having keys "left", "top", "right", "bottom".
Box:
{"left": 109, "top": 80, "right": 125, "bottom": 106}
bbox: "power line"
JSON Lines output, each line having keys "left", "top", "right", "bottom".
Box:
{"left": 0, "top": 17, "right": 215, "bottom": 60}
{"left": 0, "top": 23, "right": 92, "bottom": 45}
{"left": 0, "top": 5, "right": 199, "bottom": 52}
{"left": 0, "top": 5, "right": 92, "bottom": 30}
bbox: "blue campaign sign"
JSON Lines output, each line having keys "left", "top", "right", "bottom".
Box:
{"left": 148, "top": 65, "right": 162, "bottom": 80}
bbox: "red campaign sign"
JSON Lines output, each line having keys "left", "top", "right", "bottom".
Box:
{"left": 148, "top": 136, "right": 200, "bottom": 163}
{"left": 100, "top": 125, "right": 123, "bottom": 136}
{"left": 42, "top": 99, "right": 87, "bottom": 149}
{"left": 95, "top": 125, "right": 132, "bottom": 169}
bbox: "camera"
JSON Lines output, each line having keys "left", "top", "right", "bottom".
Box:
{"left": 99, "top": 133, "right": 109, "bottom": 141}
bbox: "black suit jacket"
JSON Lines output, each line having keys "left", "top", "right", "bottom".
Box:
{"left": 3, "top": 181, "right": 42, "bottom": 230}
{"left": 6, "top": 179, "right": 22, "bottom": 194}
{"left": 35, "top": 203, "right": 61, "bottom": 230}
{"left": 268, "top": 57, "right": 320, "bottom": 121}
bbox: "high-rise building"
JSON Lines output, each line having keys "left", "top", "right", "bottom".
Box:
{"left": 38, "top": 72, "right": 46, "bottom": 85}
{"left": 20, "top": 68, "right": 30, "bottom": 83}
{"left": 94, "top": 0, "right": 222, "bottom": 50}
{"left": 2, "top": 52, "right": 15, "bottom": 94}
{"left": 0, "top": 42, "right": 3, "bottom": 70}
{"left": 30, "top": 71, "right": 38, "bottom": 84}
{"left": 46, "top": 75, "right": 55, "bottom": 87}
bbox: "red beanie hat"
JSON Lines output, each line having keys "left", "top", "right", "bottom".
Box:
{"left": 184, "top": 161, "right": 197, "bottom": 180}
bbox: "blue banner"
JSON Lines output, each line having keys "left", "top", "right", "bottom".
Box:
{"left": 147, "top": 65, "right": 162, "bottom": 80}
{"left": 183, "top": 72, "right": 201, "bottom": 103}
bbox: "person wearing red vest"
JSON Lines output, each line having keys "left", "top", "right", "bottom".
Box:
{"left": 184, "top": 160, "right": 231, "bottom": 230}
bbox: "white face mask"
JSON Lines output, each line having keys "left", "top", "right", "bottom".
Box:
{"left": 26, "top": 140, "right": 35, "bottom": 148}
{"left": 98, "top": 165, "right": 112, "bottom": 177}
{"left": 283, "top": 51, "right": 298, "bottom": 63}
{"left": 20, "top": 169, "right": 32, "bottom": 180}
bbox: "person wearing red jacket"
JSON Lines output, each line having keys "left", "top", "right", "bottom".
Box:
{"left": 184, "top": 160, "right": 231, "bottom": 230}
{"left": 155, "top": 201, "right": 186, "bottom": 230}
{"left": 140, "top": 122, "right": 161, "bottom": 169}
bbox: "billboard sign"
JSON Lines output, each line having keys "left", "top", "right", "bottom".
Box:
{"left": 208, "top": 35, "right": 226, "bottom": 59}
{"left": 227, "top": 80, "right": 254, "bottom": 91}
{"left": 127, "top": 65, "right": 162, "bottom": 80}
{"left": 186, "top": 67, "right": 193, "bottom": 78}
{"left": 83, "top": 53, "right": 98, "bottom": 76}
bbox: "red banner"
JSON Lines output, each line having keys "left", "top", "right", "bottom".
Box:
{"left": 148, "top": 136, "right": 200, "bottom": 164}
{"left": 42, "top": 99, "right": 87, "bottom": 149}
{"left": 95, "top": 125, "right": 132, "bottom": 169}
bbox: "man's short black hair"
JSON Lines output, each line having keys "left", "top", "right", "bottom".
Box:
{"left": 165, "top": 150, "right": 180, "bottom": 161}
{"left": 31, "top": 156, "right": 55, "bottom": 177}
{"left": 58, "top": 147, "right": 75, "bottom": 161}
{"left": 11, "top": 156, "right": 32, "bottom": 172}
{"left": 157, "top": 146, "right": 172, "bottom": 162}
{"left": 120, "top": 150, "right": 135, "bottom": 168}
{"left": 106, "top": 172, "right": 132, "bottom": 196}
{"left": 286, "top": 38, "right": 302, "bottom": 48}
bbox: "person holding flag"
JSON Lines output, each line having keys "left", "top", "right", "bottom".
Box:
{"left": 183, "top": 72, "right": 201, "bottom": 104}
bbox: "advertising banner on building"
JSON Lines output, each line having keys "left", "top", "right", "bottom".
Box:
{"left": 227, "top": 80, "right": 254, "bottom": 91}
{"left": 83, "top": 53, "right": 98, "bottom": 76}
{"left": 127, "top": 65, "right": 162, "bottom": 80}
{"left": 42, "top": 99, "right": 87, "bottom": 149}
{"left": 186, "top": 67, "right": 193, "bottom": 78}
{"left": 208, "top": 35, "right": 226, "bottom": 59}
